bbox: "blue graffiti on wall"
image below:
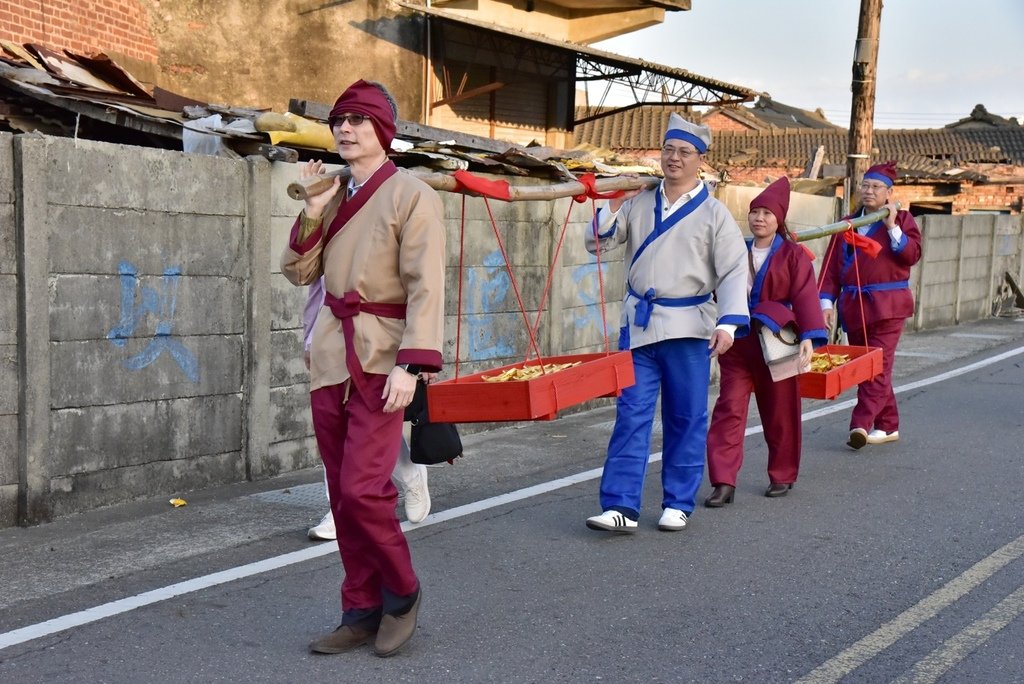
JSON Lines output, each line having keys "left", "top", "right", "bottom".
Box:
{"left": 464, "top": 249, "right": 514, "bottom": 360}
{"left": 571, "top": 259, "right": 611, "bottom": 335}
{"left": 106, "top": 260, "right": 200, "bottom": 383}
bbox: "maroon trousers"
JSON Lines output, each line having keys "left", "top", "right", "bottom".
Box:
{"left": 847, "top": 317, "right": 904, "bottom": 433}
{"left": 707, "top": 333, "right": 802, "bottom": 487}
{"left": 310, "top": 376, "right": 418, "bottom": 618}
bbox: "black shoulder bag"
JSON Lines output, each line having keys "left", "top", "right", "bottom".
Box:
{"left": 404, "top": 380, "right": 463, "bottom": 465}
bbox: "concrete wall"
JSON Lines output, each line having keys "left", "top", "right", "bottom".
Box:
{"left": 1, "top": 133, "right": 626, "bottom": 525}
{"left": 913, "top": 214, "right": 1024, "bottom": 330}
{"left": 0, "top": 133, "right": 17, "bottom": 527}
{"left": 10, "top": 135, "right": 258, "bottom": 523}
{"left": 3, "top": 133, "right": 1021, "bottom": 526}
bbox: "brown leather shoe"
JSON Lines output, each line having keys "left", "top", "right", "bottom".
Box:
{"left": 374, "top": 590, "right": 421, "bottom": 657}
{"left": 704, "top": 484, "right": 735, "bottom": 508}
{"left": 309, "top": 625, "right": 376, "bottom": 654}
{"left": 765, "top": 483, "right": 792, "bottom": 498}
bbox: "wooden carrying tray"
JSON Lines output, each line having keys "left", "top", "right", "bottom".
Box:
{"left": 798, "top": 344, "right": 883, "bottom": 400}
{"left": 427, "top": 352, "right": 635, "bottom": 423}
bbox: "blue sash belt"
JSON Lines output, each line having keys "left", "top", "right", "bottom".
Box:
{"left": 627, "top": 284, "right": 711, "bottom": 330}
{"left": 841, "top": 280, "right": 909, "bottom": 301}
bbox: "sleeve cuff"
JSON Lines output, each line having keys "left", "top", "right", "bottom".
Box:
{"left": 800, "top": 328, "right": 829, "bottom": 343}
{"left": 714, "top": 323, "right": 738, "bottom": 339}
{"left": 290, "top": 214, "right": 323, "bottom": 254}
{"left": 890, "top": 229, "right": 908, "bottom": 253}
{"left": 820, "top": 297, "right": 835, "bottom": 309}
{"left": 396, "top": 349, "right": 443, "bottom": 373}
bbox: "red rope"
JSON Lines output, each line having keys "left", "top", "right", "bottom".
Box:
{"left": 850, "top": 238, "right": 870, "bottom": 352}
{"left": 455, "top": 194, "right": 466, "bottom": 380}
{"left": 591, "top": 197, "right": 610, "bottom": 355}
{"left": 482, "top": 197, "right": 545, "bottom": 366}
{"left": 529, "top": 198, "right": 574, "bottom": 344}
{"left": 817, "top": 229, "right": 870, "bottom": 353}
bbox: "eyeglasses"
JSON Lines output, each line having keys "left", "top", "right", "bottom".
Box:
{"left": 859, "top": 182, "right": 889, "bottom": 192}
{"left": 330, "top": 114, "right": 369, "bottom": 128}
{"left": 661, "top": 145, "right": 699, "bottom": 159}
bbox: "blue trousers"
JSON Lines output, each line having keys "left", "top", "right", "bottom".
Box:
{"left": 600, "top": 338, "right": 710, "bottom": 518}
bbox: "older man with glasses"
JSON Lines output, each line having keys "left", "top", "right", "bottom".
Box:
{"left": 281, "top": 80, "right": 445, "bottom": 657}
{"left": 819, "top": 160, "right": 922, "bottom": 450}
{"left": 583, "top": 113, "right": 749, "bottom": 534}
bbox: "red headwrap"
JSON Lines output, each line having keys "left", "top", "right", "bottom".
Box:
{"left": 749, "top": 176, "right": 791, "bottom": 234}
{"left": 862, "top": 160, "right": 898, "bottom": 187}
{"left": 328, "top": 79, "right": 397, "bottom": 152}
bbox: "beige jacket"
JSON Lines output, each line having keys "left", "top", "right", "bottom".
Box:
{"left": 280, "top": 168, "right": 446, "bottom": 392}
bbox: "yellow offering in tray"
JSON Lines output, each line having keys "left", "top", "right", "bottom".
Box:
{"left": 482, "top": 361, "right": 583, "bottom": 382}
{"left": 808, "top": 352, "right": 850, "bottom": 373}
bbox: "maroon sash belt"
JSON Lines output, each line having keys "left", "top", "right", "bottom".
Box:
{"left": 324, "top": 290, "right": 407, "bottom": 402}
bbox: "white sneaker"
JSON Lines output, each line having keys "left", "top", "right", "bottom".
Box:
{"left": 847, "top": 427, "right": 868, "bottom": 450}
{"left": 401, "top": 464, "right": 431, "bottom": 524}
{"left": 585, "top": 510, "right": 638, "bottom": 533}
{"left": 657, "top": 508, "right": 688, "bottom": 531}
{"left": 866, "top": 429, "right": 900, "bottom": 444}
{"left": 308, "top": 511, "right": 336, "bottom": 540}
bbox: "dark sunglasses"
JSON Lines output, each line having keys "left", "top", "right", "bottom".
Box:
{"left": 329, "top": 114, "right": 369, "bottom": 128}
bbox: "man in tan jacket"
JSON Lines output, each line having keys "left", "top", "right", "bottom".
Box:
{"left": 280, "top": 80, "right": 445, "bottom": 658}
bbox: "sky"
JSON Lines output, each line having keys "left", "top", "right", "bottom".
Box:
{"left": 593, "top": 0, "right": 1024, "bottom": 129}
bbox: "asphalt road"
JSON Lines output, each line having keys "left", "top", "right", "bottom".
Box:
{"left": 1, "top": 317, "right": 1022, "bottom": 683}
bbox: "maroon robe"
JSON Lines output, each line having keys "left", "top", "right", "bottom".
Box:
{"left": 707, "top": 236, "right": 827, "bottom": 487}
{"left": 819, "top": 209, "right": 922, "bottom": 432}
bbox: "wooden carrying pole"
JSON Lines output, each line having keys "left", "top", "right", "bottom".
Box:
{"left": 287, "top": 169, "right": 661, "bottom": 202}
{"left": 791, "top": 204, "right": 895, "bottom": 243}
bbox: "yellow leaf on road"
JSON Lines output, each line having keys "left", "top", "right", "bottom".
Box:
{"left": 169, "top": 498, "right": 187, "bottom": 508}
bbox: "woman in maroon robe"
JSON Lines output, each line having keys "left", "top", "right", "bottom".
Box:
{"left": 705, "top": 177, "right": 828, "bottom": 505}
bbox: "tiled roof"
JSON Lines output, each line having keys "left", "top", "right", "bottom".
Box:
{"left": 574, "top": 101, "right": 1024, "bottom": 168}
{"left": 577, "top": 122, "right": 1024, "bottom": 166}
{"left": 708, "top": 128, "right": 1024, "bottom": 167}
{"left": 744, "top": 96, "right": 839, "bottom": 130}
{"left": 946, "top": 104, "right": 1021, "bottom": 129}
{"left": 573, "top": 105, "right": 695, "bottom": 151}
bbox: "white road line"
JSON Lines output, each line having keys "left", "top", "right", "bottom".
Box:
{"left": 895, "top": 351, "right": 954, "bottom": 359}
{"left": 891, "top": 584, "right": 1024, "bottom": 684}
{"left": 794, "top": 535, "right": 1024, "bottom": 684}
{"left": 948, "top": 333, "right": 1009, "bottom": 340}
{"left": 1, "top": 344, "right": 1022, "bottom": 653}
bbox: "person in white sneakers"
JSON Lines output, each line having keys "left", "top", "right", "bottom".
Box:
{"left": 818, "top": 161, "right": 922, "bottom": 450}
{"left": 583, "top": 114, "right": 749, "bottom": 534}
{"left": 308, "top": 438, "right": 431, "bottom": 539}
{"left": 303, "top": 276, "right": 432, "bottom": 541}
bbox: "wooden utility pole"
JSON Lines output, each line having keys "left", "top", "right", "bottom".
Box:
{"left": 846, "top": 0, "right": 884, "bottom": 205}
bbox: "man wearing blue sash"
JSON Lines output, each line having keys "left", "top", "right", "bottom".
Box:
{"left": 584, "top": 114, "right": 749, "bottom": 533}
{"left": 819, "top": 161, "right": 922, "bottom": 449}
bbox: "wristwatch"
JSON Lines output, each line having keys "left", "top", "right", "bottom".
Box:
{"left": 397, "top": 364, "right": 422, "bottom": 375}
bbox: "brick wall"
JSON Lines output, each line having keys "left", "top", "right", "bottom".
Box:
{"left": 953, "top": 182, "right": 1023, "bottom": 214}
{"left": 703, "top": 111, "right": 756, "bottom": 133}
{"left": 720, "top": 165, "right": 1023, "bottom": 215}
{"left": 0, "top": 0, "right": 157, "bottom": 62}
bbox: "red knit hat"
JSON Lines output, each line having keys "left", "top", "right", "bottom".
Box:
{"left": 328, "top": 80, "right": 397, "bottom": 152}
{"left": 863, "top": 160, "right": 898, "bottom": 187}
{"left": 749, "top": 176, "right": 791, "bottom": 234}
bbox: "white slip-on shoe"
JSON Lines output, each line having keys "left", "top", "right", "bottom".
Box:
{"left": 657, "top": 508, "right": 688, "bottom": 531}
{"left": 866, "top": 429, "right": 900, "bottom": 444}
{"left": 585, "top": 510, "right": 638, "bottom": 533}
{"left": 308, "top": 511, "right": 336, "bottom": 540}
{"left": 847, "top": 427, "right": 868, "bottom": 450}
{"left": 401, "top": 464, "right": 431, "bottom": 524}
